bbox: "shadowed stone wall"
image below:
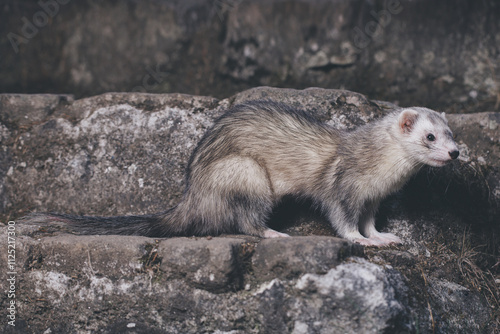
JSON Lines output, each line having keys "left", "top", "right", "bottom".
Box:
{"left": 1, "top": 0, "right": 499, "bottom": 112}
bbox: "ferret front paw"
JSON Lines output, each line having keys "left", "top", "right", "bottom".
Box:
{"left": 370, "top": 232, "right": 402, "bottom": 245}
{"left": 353, "top": 233, "right": 402, "bottom": 247}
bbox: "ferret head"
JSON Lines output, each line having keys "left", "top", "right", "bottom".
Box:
{"left": 397, "top": 107, "right": 459, "bottom": 167}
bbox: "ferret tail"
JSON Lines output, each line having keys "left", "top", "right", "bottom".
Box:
{"left": 20, "top": 209, "right": 180, "bottom": 237}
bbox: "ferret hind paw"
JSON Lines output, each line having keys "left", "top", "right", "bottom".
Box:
{"left": 263, "top": 229, "right": 290, "bottom": 238}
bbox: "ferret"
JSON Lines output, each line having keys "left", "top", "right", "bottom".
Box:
{"left": 24, "top": 101, "right": 459, "bottom": 246}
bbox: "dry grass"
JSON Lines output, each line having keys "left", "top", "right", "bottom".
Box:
{"left": 428, "top": 228, "right": 499, "bottom": 333}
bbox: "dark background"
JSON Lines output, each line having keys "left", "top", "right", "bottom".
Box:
{"left": 1, "top": 0, "right": 499, "bottom": 112}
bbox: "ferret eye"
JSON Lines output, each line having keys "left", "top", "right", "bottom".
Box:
{"left": 426, "top": 134, "right": 436, "bottom": 141}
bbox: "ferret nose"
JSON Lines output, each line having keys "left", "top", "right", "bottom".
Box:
{"left": 449, "top": 150, "right": 459, "bottom": 160}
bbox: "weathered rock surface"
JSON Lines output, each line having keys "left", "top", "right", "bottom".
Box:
{"left": 1, "top": 0, "right": 499, "bottom": 112}
{"left": 294, "top": 259, "right": 412, "bottom": 333}
{"left": 427, "top": 278, "right": 491, "bottom": 333}
{"left": 252, "top": 237, "right": 363, "bottom": 281}
{"left": 0, "top": 88, "right": 498, "bottom": 333}
{"left": 158, "top": 237, "right": 244, "bottom": 292}
{"left": 1, "top": 232, "right": 416, "bottom": 334}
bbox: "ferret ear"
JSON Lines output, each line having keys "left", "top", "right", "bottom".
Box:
{"left": 441, "top": 111, "right": 449, "bottom": 123}
{"left": 398, "top": 109, "right": 419, "bottom": 134}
